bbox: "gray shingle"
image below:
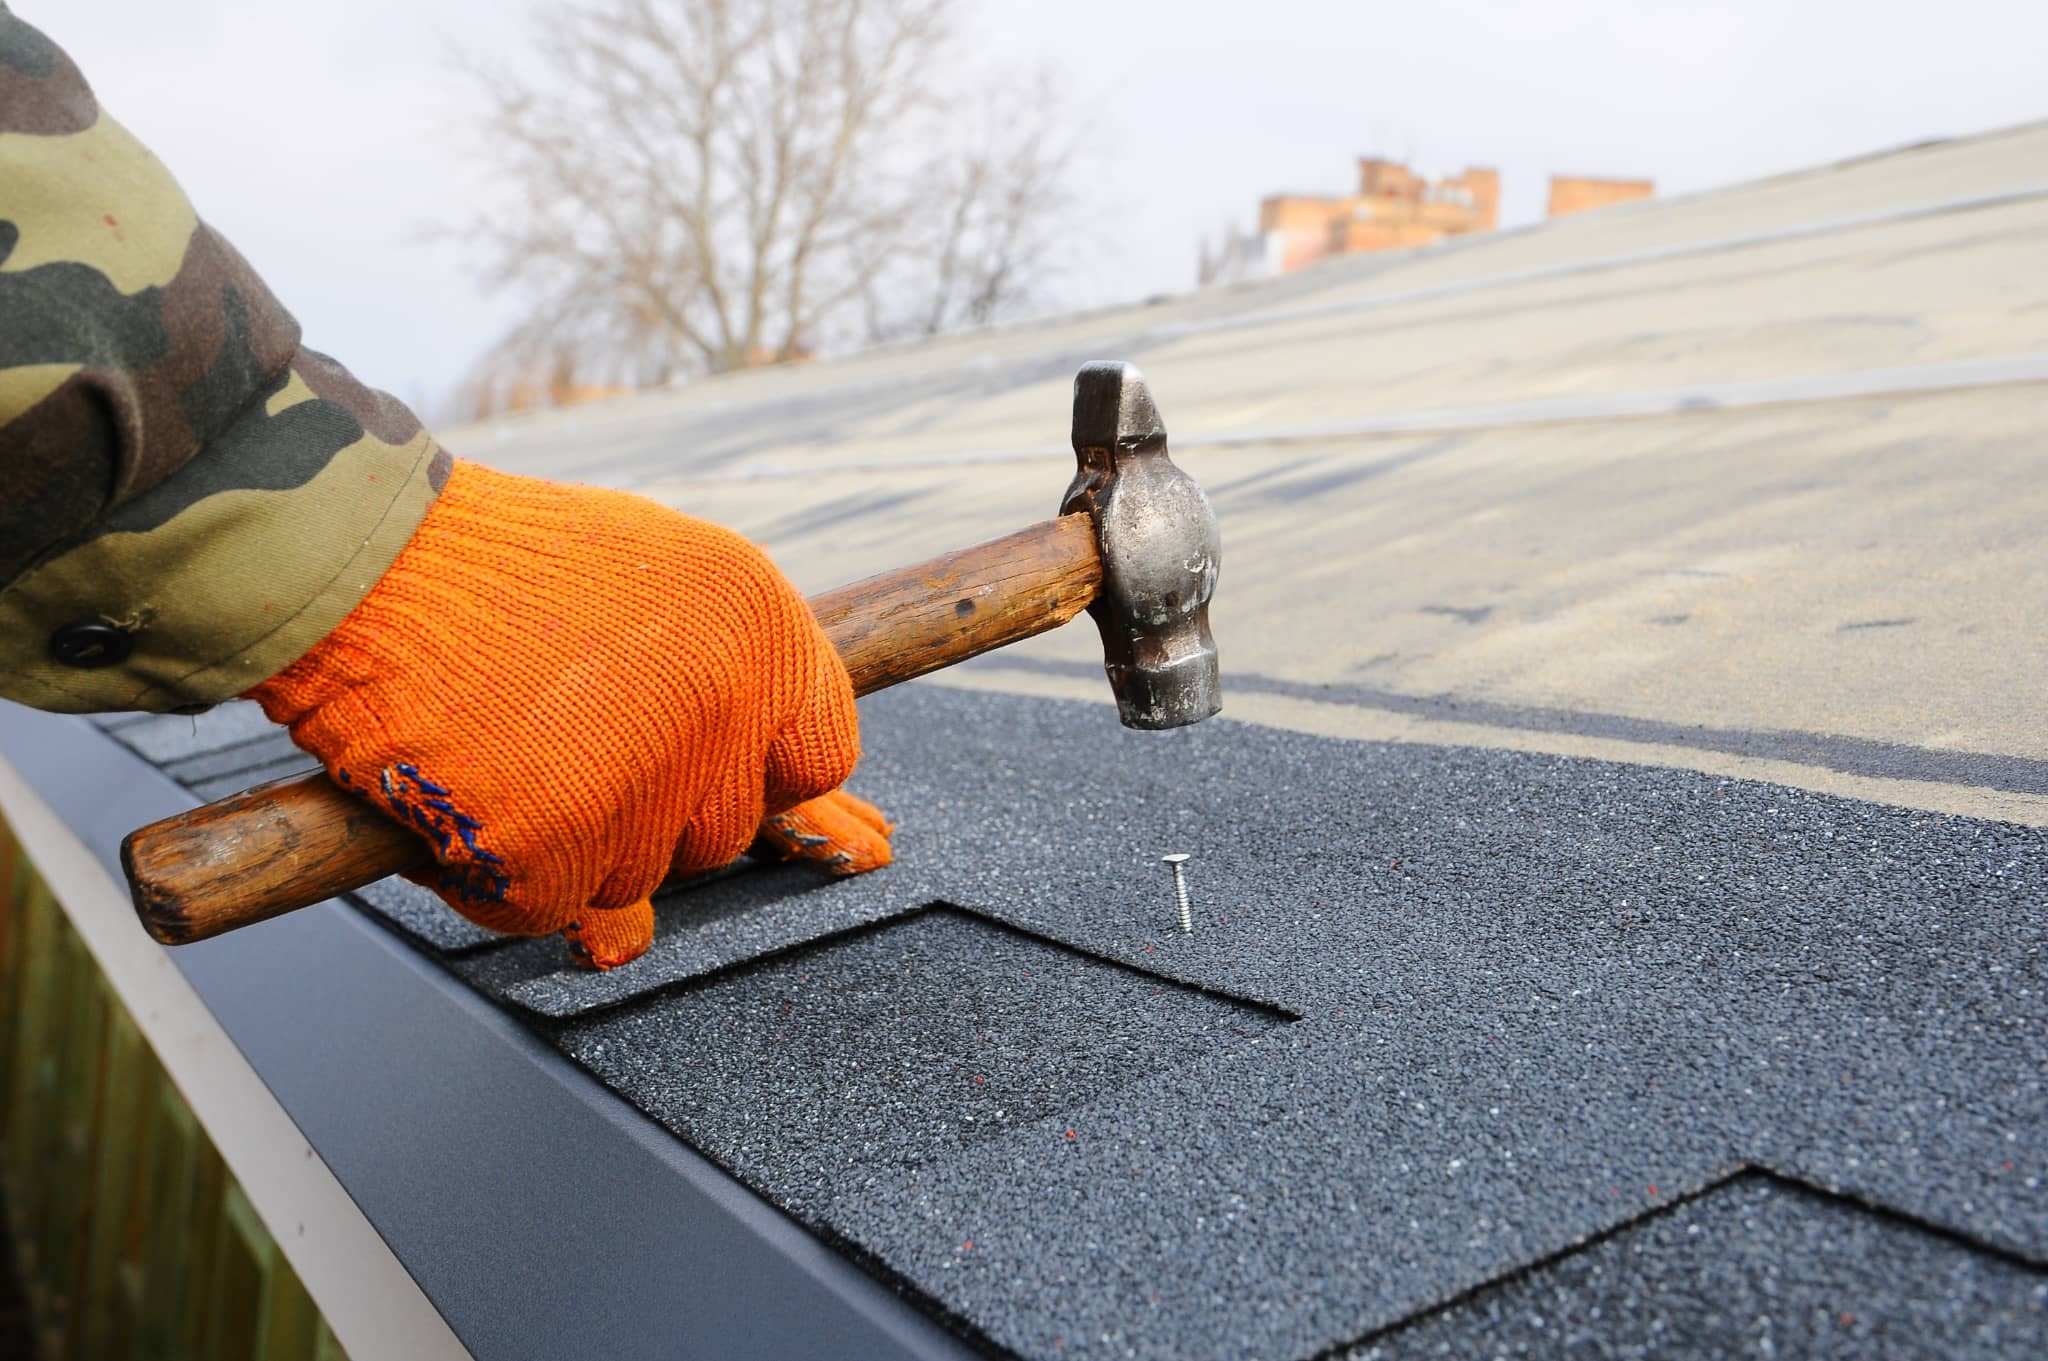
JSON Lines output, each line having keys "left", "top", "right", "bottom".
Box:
{"left": 188, "top": 754, "right": 321, "bottom": 802}
{"left": 455, "top": 859, "right": 932, "bottom": 1018}
{"left": 1345, "top": 1174, "right": 2048, "bottom": 1360}
{"left": 349, "top": 876, "right": 504, "bottom": 954}
{"left": 162, "top": 731, "right": 307, "bottom": 788}
{"left": 553, "top": 685, "right": 2045, "bottom": 1361}
{"left": 108, "top": 700, "right": 279, "bottom": 762}
{"left": 560, "top": 907, "right": 1290, "bottom": 1217}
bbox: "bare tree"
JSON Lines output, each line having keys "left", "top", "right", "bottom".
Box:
{"left": 448, "top": 0, "right": 1079, "bottom": 410}
{"left": 859, "top": 70, "right": 1077, "bottom": 343}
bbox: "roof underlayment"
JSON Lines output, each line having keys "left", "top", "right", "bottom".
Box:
{"left": 86, "top": 121, "right": 2048, "bottom": 1356}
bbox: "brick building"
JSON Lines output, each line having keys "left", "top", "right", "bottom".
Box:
{"left": 1210, "top": 156, "right": 1656, "bottom": 283}
{"left": 1258, "top": 158, "right": 1500, "bottom": 273}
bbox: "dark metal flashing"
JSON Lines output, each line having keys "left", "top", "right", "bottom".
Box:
{"left": 0, "top": 702, "right": 980, "bottom": 1361}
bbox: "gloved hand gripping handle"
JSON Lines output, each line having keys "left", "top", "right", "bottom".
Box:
{"left": 122, "top": 360, "right": 1222, "bottom": 947}
{"left": 122, "top": 513, "right": 1102, "bottom": 945}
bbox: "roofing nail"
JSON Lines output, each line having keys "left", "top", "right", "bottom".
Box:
{"left": 1162, "top": 853, "right": 1193, "bottom": 934}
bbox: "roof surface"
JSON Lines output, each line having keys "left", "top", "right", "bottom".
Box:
{"left": 446, "top": 117, "right": 2048, "bottom": 829}
{"left": 95, "top": 687, "right": 2048, "bottom": 1358}
{"left": 91, "top": 121, "right": 2048, "bottom": 1357}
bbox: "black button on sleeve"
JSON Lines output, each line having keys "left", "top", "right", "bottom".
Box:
{"left": 50, "top": 620, "right": 135, "bottom": 669}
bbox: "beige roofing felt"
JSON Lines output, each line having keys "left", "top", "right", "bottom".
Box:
{"left": 445, "top": 121, "right": 2048, "bottom": 826}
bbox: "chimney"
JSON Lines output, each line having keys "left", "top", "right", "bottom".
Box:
{"left": 1357, "top": 157, "right": 1422, "bottom": 200}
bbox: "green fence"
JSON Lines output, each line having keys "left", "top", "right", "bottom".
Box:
{"left": 0, "top": 820, "right": 349, "bottom": 1361}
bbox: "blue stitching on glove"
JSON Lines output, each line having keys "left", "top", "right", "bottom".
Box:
{"left": 377, "top": 764, "right": 510, "bottom": 902}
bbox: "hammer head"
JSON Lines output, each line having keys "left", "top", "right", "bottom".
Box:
{"left": 1062, "top": 362, "right": 1222, "bottom": 729}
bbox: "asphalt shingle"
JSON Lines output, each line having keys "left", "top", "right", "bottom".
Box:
{"left": 526, "top": 683, "right": 2045, "bottom": 1361}
{"left": 1345, "top": 1174, "right": 2048, "bottom": 1360}
{"left": 453, "top": 858, "right": 928, "bottom": 1016}
{"left": 561, "top": 907, "right": 1291, "bottom": 1217}
{"left": 348, "top": 876, "right": 504, "bottom": 954}
{"left": 107, "top": 700, "right": 280, "bottom": 763}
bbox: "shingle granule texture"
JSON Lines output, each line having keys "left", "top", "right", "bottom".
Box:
{"left": 1344, "top": 1173, "right": 2048, "bottom": 1359}
{"left": 349, "top": 875, "right": 502, "bottom": 953}
{"left": 521, "top": 685, "right": 2047, "bottom": 1360}
{"left": 97, "top": 686, "right": 2048, "bottom": 1357}
{"left": 452, "top": 857, "right": 928, "bottom": 1015}
{"left": 99, "top": 701, "right": 280, "bottom": 763}
{"left": 561, "top": 908, "right": 1291, "bottom": 1216}
{"left": 157, "top": 729, "right": 304, "bottom": 787}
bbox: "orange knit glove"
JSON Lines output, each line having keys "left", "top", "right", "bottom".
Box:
{"left": 244, "top": 461, "right": 892, "bottom": 969}
{"left": 753, "top": 789, "right": 896, "bottom": 874}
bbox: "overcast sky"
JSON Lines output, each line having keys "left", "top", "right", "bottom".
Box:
{"left": 37, "top": 0, "right": 2048, "bottom": 418}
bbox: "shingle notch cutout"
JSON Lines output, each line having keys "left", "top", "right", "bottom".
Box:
{"left": 1344, "top": 1172, "right": 2048, "bottom": 1360}
{"left": 454, "top": 857, "right": 929, "bottom": 1014}
{"left": 559, "top": 907, "right": 1294, "bottom": 1216}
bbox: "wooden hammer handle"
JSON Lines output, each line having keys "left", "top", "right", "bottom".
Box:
{"left": 123, "top": 514, "right": 1101, "bottom": 946}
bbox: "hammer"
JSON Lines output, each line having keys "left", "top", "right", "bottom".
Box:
{"left": 122, "top": 361, "right": 1222, "bottom": 946}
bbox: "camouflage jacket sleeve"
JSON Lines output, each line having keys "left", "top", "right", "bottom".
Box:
{"left": 0, "top": 5, "right": 447, "bottom": 713}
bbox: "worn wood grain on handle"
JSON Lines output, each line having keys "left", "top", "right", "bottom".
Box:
{"left": 812, "top": 512, "right": 1101, "bottom": 695}
{"left": 123, "top": 513, "right": 1103, "bottom": 947}
{"left": 124, "top": 774, "right": 423, "bottom": 945}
